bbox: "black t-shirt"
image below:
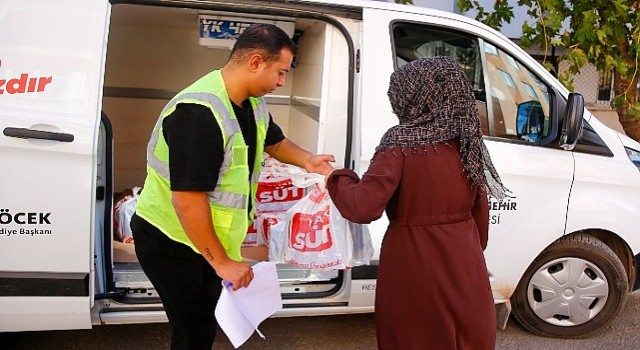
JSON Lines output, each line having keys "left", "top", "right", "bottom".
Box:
{"left": 162, "top": 101, "right": 285, "bottom": 191}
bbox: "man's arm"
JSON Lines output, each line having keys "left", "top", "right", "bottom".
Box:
{"left": 265, "top": 138, "right": 335, "bottom": 175}
{"left": 172, "top": 191, "right": 253, "bottom": 291}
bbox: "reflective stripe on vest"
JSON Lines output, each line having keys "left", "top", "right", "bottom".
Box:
{"left": 145, "top": 92, "right": 269, "bottom": 209}
{"left": 136, "top": 69, "right": 269, "bottom": 261}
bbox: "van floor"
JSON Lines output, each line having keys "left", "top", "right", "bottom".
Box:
{"left": 111, "top": 241, "right": 340, "bottom": 299}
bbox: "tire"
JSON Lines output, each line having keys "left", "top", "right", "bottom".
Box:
{"left": 511, "top": 233, "right": 628, "bottom": 338}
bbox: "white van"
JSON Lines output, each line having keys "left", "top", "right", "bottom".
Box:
{"left": 1, "top": 0, "right": 639, "bottom": 338}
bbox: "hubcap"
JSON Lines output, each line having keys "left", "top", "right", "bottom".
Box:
{"left": 527, "top": 257, "right": 609, "bottom": 326}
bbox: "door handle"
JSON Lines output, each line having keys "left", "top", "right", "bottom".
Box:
{"left": 3, "top": 127, "right": 74, "bottom": 142}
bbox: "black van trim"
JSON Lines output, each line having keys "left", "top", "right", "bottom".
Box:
{"left": 282, "top": 271, "right": 345, "bottom": 299}
{"left": 101, "top": 112, "right": 116, "bottom": 292}
{"left": 283, "top": 301, "right": 348, "bottom": 308}
{"left": 0, "top": 272, "right": 89, "bottom": 297}
{"left": 633, "top": 252, "right": 640, "bottom": 291}
{"left": 573, "top": 120, "right": 614, "bottom": 157}
{"left": 351, "top": 264, "right": 378, "bottom": 280}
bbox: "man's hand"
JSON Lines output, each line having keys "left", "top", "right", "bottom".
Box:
{"left": 265, "top": 138, "right": 335, "bottom": 175}
{"left": 213, "top": 258, "right": 254, "bottom": 291}
{"left": 172, "top": 191, "right": 255, "bottom": 291}
{"left": 304, "top": 154, "right": 335, "bottom": 176}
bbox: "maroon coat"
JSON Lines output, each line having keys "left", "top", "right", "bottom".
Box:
{"left": 327, "top": 141, "right": 496, "bottom": 350}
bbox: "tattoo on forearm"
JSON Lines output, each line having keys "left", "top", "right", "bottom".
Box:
{"left": 204, "top": 248, "right": 215, "bottom": 262}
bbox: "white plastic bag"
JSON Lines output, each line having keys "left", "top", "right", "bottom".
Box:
{"left": 114, "top": 187, "right": 141, "bottom": 244}
{"left": 332, "top": 210, "right": 375, "bottom": 267}
{"left": 277, "top": 184, "right": 348, "bottom": 270}
{"left": 250, "top": 157, "right": 374, "bottom": 269}
{"left": 250, "top": 175, "right": 305, "bottom": 247}
{"left": 263, "top": 214, "right": 288, "bottom": 262}
{"left": 243, "top": 158, "right": 309, "bottom": 247}
{"left": 270, "top": 182, "right": 374, "bottom": 270}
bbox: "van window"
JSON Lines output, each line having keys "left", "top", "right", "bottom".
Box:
{"left": 483, "top": 42, "right": 551, "bottom": 142}
{"left": 391, "top": 23, "right": 490, "bottom": 134}
{"left": 391, "top": 24, "right": 553, "bottom": 142}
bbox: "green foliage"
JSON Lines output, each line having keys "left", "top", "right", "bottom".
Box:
{"left": 458, "top": 0, "right": 640, "bottom": 140}
{"left": 458, "top": 0, "right": 515, "bottom": 29}
{"left": 394, "top": 0, "right": 414, "bottom": 4}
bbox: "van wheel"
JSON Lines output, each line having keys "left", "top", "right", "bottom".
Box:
{"left": 511, "top": 234, "right": 627, "bottom": 338}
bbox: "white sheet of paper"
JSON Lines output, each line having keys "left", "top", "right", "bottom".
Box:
{"left": 215, "top": 261, "right": 282, "bottom": 348}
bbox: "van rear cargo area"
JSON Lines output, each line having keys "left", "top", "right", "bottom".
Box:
{"left": 98, "top": 3, "right": 351, "bottom": 303}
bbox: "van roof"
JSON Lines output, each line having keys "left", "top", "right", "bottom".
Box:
{"left": 235, "top": 0, "right": 501, "bottom": 37}
{"left": 115, "top": 0, "right": 510, "bottom": 50}
{"left": 255, "top": 0, "right": 465, "bottom": 16}
{"left": 296, "top": 0, "right": 448, "bottom": 12}
{"left": 175, "top": 0, "right": 476, "bottom": 20}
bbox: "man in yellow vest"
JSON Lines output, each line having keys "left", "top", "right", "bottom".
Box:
{"left": 131, "top": 24, "right": 334, "bottom": 349}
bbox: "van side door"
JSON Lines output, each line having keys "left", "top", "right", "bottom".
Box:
{"left": 0, "top": 0, "right": 110, "bottom": 331}
{"left": 360, "top": 8, "right": 575, "bottom": 297}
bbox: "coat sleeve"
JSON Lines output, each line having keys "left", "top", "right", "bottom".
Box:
{"left": 471, "top": 190, "right": 489, "bottom": 250}
{"left": 326, "top": 151, "right": 402, "bottom": 224}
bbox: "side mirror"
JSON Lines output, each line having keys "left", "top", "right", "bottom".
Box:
{"left": 560, "top": 93, "right": 585, "bottom": 151}
{"left": 516, "top": 101, "right": 544, "bottom": 142}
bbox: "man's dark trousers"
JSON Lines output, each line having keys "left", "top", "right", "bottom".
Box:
{"left": 131, "top": 213, "right": 223, "bottom": 350}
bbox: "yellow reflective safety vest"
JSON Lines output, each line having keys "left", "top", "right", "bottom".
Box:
{"left": 135, "top": 69, "right": 269, "bottom": 261}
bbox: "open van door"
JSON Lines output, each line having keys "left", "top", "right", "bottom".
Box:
{"left": 0, "top": 0, "right": 110, "bottom": 331}
{"left": 100, "top": 3, "right": 355, "bottom": 319}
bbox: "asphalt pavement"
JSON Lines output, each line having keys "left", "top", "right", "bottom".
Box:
{"left": 3, "top": 291, "right": 640, "bottom": 349}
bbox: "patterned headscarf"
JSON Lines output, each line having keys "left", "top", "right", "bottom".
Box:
{"left": 378, "top": 56, "right": 509, "bottom": 200}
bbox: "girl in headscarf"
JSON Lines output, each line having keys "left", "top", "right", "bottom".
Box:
{"left": 326, "top": 57, "right": 509, "bottom": 349}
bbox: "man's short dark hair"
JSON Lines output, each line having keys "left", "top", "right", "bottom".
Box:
{"left": 230, "top": 23, "right": 298, "bottom": 64}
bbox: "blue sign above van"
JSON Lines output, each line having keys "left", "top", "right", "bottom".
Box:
{"left": 198, "top": 16, "right": 294, "bottom": 49}
{"left": 199, "top": 18, "right": 252, "bottom": 40}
